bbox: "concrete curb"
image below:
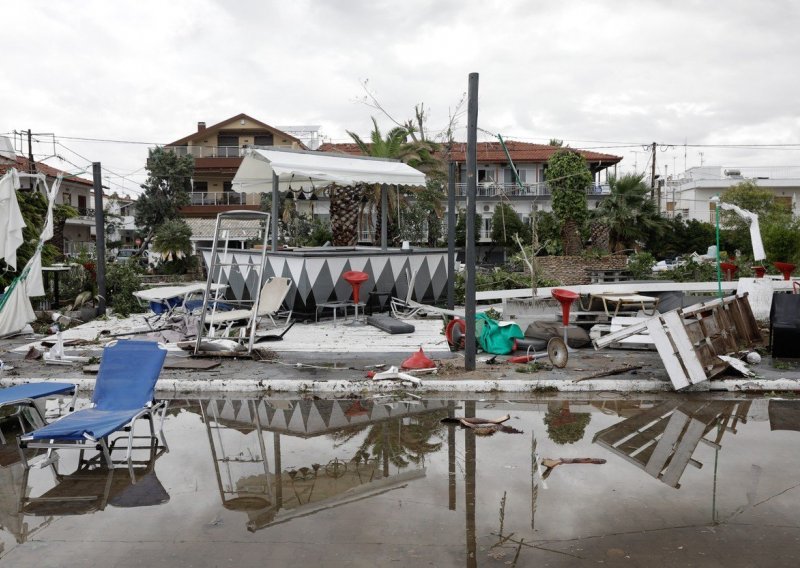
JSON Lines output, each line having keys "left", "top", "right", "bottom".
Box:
{"left": 3, "top": 376, "right": 800, "bottom": 394}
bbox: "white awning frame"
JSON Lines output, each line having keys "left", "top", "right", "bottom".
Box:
{"left": 231, "top": 147, "right": 427, "bottom": 194}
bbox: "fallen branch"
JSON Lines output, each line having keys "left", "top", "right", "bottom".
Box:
{"left": 541, "top": 458, "right": 606, "bottom": 479}
{"left": 572, "top": 365, "right": 643, "bottom": 383}
{"left": 442, "top": 414, "right": 510, "bottom": 426}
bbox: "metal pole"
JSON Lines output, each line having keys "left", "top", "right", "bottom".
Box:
{"left": 464, "top": 73, "right": 479, "bottom": 371}
{"left": 447, "top": 162, "right": 456, "bottom": 310}
{"left": 271, "top": 171, "right": 279, "bottom": 252}
{"left": 714, "top": 196, "right": 723, "bottom": 298}
{"left": 381, "top": 185, "right": 388, "bottom": 250}
{"left": 92, "top": 163, "right": 107, "bottom": 316}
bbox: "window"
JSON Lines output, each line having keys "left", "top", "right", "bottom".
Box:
{"left": 223, "top": 181, "right": 233, "bottom": 192}
{"left": 63, "top": 192, "right": 71, "bottom": 205}
{"left": 253, "top": 134, "right": 274, "bottom": 147}
{"left": 217, "top": 135, "right": 238, "bottom": 147}
{"left": 193, "top": 181, "right": 208, "bottom": 193}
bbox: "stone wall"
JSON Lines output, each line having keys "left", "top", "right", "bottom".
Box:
{"left": 534, "top": 255, "right": 628, "bottom": 285}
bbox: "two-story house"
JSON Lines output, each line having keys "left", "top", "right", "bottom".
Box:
{"left": 163, "top": 113, "right": 308, "bottom": 249}
{"left": 0, "top": 147, "right": 97, "bottom": 257}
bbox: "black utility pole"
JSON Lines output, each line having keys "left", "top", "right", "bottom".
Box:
{"left": 447, "top": 162, "right": 456, "bottom": 310}
{"left": 650, "top": 141, "right": 657, "bottom": 203}
{"left": 464, "top": 73, "right": 479, "bottom": 371}
{"left": 27, "top": 130, "right": 35, "bottom": 174}
{"left": 92, "top": 163, "right": 107, "bottom": 316}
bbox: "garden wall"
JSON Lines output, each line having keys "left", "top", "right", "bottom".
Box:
{"left": 535, "top": 255, "right": 628, "bottom": 285}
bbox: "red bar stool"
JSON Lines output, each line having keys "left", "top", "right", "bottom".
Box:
{"left": 774, "top": 262, "right": 796, "bottom": 281}
{"left": 720, "top": 261, "right": 738, "bottom": 281}
{"left": 342, "top": 270, "right": 369, "bottom": 325}
{"left": 752, "top": 265, "right": 766, "bottom": 278}
{"left": 552, "top": 288, "right": 579, "bottom": 351}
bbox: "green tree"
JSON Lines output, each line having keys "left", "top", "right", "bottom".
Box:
{"left": 152, "top": 218, "right": 195, "bottom": 275}
{"left": 546, "top": 150, "right": 593, "bottom": 255}
{"left": 135, "top": 147, "right": 194, "bottom": 250}
{"left": 719, "top": 181, "right": 793, "bottom": 261}
{"left": 594, "top": 173, "right": 666, "bottom": 252}
{"left": 490, "top": 202, "right": 528, "bottom": 249}
{"left": 455, "top": 209, "right": 481, "bottom": 248}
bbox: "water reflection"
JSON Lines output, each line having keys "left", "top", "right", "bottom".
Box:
{"left": 197, "top": 397, "right": 449, "bottom": 531}
{"left": 593, "top": 400, "right": 751, "bottom": 488}
{"left": 0, "top": 433, "right": 167, "bottom": 545}
{"left": 1, "top": 394, "right": 799, "bottom": 566}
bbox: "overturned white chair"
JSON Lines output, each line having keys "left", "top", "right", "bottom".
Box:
{"left": 204, "top": 277, "right": 293, "bottom": 338}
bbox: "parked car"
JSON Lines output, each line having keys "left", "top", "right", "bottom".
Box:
{"left": 113, "top": 248, "right": 148, "bottom": 267}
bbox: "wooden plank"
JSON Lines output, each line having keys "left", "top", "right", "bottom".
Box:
{"left": 165, "top": 359, "right": 221, "bottom": 370}
{"left": 660, "top": 417, "right": 708, "bottom": 488}
{"left": 645, "top": 410, "right": 690, "bottom": 477}
{"left": 647, "top": 317, "right": 691, "bottom": 390}
{"left": 662, "top": 311, "right": 709, "bottom": 387}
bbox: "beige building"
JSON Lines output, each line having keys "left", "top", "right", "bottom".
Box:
{"left": 164, "top": 113, "right": 307, "bottom": 218}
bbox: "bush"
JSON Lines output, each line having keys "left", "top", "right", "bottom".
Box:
{"left": 627, "top": 252, "right": 656, "bottom": 279}
{"left": 105, "top": 262, "right": 145, "bottom": 317}
{"left": 659, "top": 258, "right": 717, "bottom": 282}
{"left": 454, "top": 267, "right": 559, "bottom": 305}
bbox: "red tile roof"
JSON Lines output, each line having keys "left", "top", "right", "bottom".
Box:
{"left": 318, "top": 140, "right": 621, "bottom": 165}
{"left": 166, "top": 113, "right": 305, "bottom": 148}
{"left": 0, "top": 156, "right": 94, "bottom": 187}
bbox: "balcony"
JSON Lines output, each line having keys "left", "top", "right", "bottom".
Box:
{"left": 165, "top": 144, "right": 295, "bottom": 159}
{"left": 188, "top": 192, "right": 249, "bottom": 206}
{"left": 454, "top": 182, "right": 610, "bottom": 198}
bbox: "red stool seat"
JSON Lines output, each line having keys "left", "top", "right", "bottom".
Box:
{"left": 752, "top": 265, "right": 766, "bottom": 278}
{"left": 774, "top": 262, "right": 796, "bottom": 281}
{"left": 720, "top": 262, "right": 738, "bottom": 281}
{"left": 552, "top": 288, "right": 579, "bottom": 326}
{"left": 342, "top": 270, "right": 369, "bottom": 323}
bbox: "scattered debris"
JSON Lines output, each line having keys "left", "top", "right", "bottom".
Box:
{"left": 593, "top": 294, "right": 761, "bottom": 390}
{"left": 540, "top": 458, "right": 606, "bottom": 479}
{"left": 371, "top": 366, "right": 422, "bottom": 385}
{"left": 400, "top": 347, "right": 436, "bottom": 370}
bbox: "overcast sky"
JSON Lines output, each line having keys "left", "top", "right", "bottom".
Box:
{"left": 3, "top": 0, "right": 800, "bottom": 196}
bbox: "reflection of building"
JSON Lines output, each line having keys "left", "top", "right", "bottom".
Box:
{"left": 593, "top": 400, "right": 751, "bottom": 488}
{"left": 198, "top": 397, "right": 448, "bottom": 531}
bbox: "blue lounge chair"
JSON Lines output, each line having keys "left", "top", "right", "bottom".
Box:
{"left": 19, "top": 340, "right": 169, "bottom": 469}
{"left": 0, "top": 382, "right": 77, "bottom": 445}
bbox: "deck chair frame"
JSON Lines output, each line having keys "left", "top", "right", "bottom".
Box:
{"left": 18, "top": 341, "right": 169, "bottom": 475}
{"left": 204, "top": 276, "right": 293, "bottom": 351}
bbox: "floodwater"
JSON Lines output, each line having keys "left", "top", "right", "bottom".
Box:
{"left": 1, "top": 393, "right": 799, "bottom": 567}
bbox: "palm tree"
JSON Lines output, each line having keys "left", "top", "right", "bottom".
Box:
{"left": 332, "top": 118, "right": 440, "bottom": 245}
{"left": 594, "top": 173, "right": 667, "bottom": 252}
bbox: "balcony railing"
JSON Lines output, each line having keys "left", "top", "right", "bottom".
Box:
{"left": 165, "top": 144, "right": 294, "bottom": 159}
{"left": 187, "top": 192, "right": 249, "bottom": 206}
{"left": 454, "top": 182, "right": 610, "bottom": 197}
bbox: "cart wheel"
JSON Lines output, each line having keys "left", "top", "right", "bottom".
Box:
{"left": 547, "top": 337, "right": 569, "bottom": 368}
{"left": 325, "top": 458, "right": 347, "bottom": 478}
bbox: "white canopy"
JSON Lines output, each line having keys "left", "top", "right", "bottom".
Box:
{"left": 231, "top": 147, "right": 427, "bottom": 194}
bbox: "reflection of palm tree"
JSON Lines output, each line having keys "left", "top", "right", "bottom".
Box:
{"left": 544, "top": 401, "right": 591, "bottom": 445}
{"left": 330, "top": 409, "right": 446, "bottom": 469}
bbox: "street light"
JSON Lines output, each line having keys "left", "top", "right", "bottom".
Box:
{"left": 710, "top": 194, "right": 722, "bottom": 298}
